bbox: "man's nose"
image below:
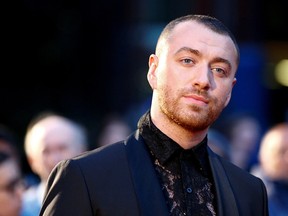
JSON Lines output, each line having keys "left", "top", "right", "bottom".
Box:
{"left": 192, "top": 65, "right": 211, "bottom": 90}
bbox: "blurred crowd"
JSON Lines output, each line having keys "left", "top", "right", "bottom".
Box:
{"left": 0, "top": 110, "right": 132, "bottom": 216}
{"left": 0, "top": 108, "right": 287, "bottom": 216}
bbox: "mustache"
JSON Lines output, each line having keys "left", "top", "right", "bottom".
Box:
{"left": 181, "top": 88, "right": 210, "bottom": 99}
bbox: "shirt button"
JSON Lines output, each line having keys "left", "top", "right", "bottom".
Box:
{"left": 186, "top": 187, "right": 192, "bottom": 193}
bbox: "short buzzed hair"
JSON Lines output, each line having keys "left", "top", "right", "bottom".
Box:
{"left": 156, "top": 14, "right": 240, "bottom": 66}
{"left": 24, "top": 111, "right": 88, "bottom": 157}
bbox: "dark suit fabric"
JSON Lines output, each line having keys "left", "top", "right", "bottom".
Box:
{"left": 40, "top": 130, "right": 269, "bottom": 216}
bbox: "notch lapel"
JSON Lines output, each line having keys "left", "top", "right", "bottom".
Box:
{"left": 208, "top": 149, "right": 239, "bottom": 216}
{"left": 125, "top": 131, "right": 169, "bottom": 216}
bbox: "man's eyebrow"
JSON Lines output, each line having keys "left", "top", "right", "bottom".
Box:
{"left": 211, "top": 57, "right": 232, "bottom": 70}
{"left": 175, "top": 47, "right": 201, "bottom": 57}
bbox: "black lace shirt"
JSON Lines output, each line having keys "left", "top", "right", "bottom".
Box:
{"left": 138, "top": 111, "right": 217, "bottom": 216}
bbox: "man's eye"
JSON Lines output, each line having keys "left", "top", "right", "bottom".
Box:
{"left": 212, "top": 68, "right": 226, "bottom": 75}
{"left": 181, "top": 59, "right": 194, "bottom": 64}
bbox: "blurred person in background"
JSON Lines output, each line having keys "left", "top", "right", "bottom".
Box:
{"left": 251, "top": 122, "right": 288, "bottom": 216}
{"left": 0, "top": 125, "right": 25, "bottom": 216}
{"left": 97, "top": 114, "right": 132, "bottom": 147}
{"left": 207, "top": 128, "right": 231, "bottom": 161}
{"left": 1, "top": 124, "right": 39, "bottom": 194}
{"left": 21, "top": 111, "right": 89, "bottom": 216}
{"left": 0, "top": 124, "right": 22, "bottom": 166}
{"left": 218, "top": 113, "right": 262, "bottom": 171}
{"left": 0, "top": 152, "right": 25, "bottom": 216}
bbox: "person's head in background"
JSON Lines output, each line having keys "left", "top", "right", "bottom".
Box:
{"left": 259, "top": 122, "right": 288, "bottom": 183}
{"left": 217, "top": 112, "right": 262, "bottom": 171}
{"left": 208, "top": 128, "right": 231, "bottom": 160}
{"left": 0, "top": 124, "right": 21, "bottom": 166}
{"left": 97, "top": 114, "right": 132, "bottom": 147}
{"left": 24, "top": 111, "right": 89, "bottom": 182}
{"left": 0, "top": 152, "right": 25, "bottom": 216}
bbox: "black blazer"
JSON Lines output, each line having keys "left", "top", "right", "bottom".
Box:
{"left": 40, "top": 130, "right": 269, "bottom": 216}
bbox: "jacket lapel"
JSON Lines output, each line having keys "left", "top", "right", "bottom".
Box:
{"left": 208, "top": 148, "right": 239, "bottom": 216}
{"left": 125, "top": 131, "right": 240, "bottom": 216}
{"left": 125, "top": 130, "right": 169, "bottom": 216}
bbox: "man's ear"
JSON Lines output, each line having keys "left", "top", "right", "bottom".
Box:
{"left": 147, "top": 54, "right": 158, "bottom": 90}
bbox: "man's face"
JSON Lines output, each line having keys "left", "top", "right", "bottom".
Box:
{"left": 0, "top": 159, "right": 24, "bottom": 216}
{"left": 148, "top": 21, "right": 237, "bottom": 131}
{"left": 28, "top": 118, "right": 83, "bottom": 181}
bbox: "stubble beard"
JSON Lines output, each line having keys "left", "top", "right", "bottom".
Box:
{"left": 158, "top": 87, "right": 225, "bottom": 132}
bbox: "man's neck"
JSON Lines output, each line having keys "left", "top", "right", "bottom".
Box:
{"left": 150, "top": 110, "right": 208, "bottom": 150}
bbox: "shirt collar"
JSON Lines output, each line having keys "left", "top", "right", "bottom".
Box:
{"left": 138, "top": 111, "right": 208, "bottom": 166}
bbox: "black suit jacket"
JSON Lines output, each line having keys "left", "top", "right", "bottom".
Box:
{"left": 40, "top": 130, "right": 269, "bottom": 216}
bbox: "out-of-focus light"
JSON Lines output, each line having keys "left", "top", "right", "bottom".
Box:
{"left": 275, "top": 59, "right": 288, "bottom": 87}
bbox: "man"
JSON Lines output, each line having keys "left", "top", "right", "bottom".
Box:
{"left": 251, "top": 123, "right": 288, "bottom": 216}
{"left": 40, "top": 15, "right": 269, "bottom": 216}
{"left": 0, "top": 152, "right": 25, "bottom": 216}
{"left": 21, "top": 111, "right": 89, "bottom": 216}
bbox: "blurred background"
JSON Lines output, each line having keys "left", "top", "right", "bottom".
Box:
{"left": 2, "top": 0, "right": 288, "bottom": 174}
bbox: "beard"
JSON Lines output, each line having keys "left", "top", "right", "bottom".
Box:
{"left": 158, "top": 85, "right": 226, "bottom": 131}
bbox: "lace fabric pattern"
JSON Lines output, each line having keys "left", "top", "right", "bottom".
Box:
{"left": 138, "top": 111, "right": 216, "bottom": 216}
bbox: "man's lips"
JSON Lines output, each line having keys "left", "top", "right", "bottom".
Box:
{"left": 184, "top": 94, "right": 209, "bottom": 105}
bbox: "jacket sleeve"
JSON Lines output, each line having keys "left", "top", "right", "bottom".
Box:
{"left": 39, "top": 159, "right": 94, "bottom": 216}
